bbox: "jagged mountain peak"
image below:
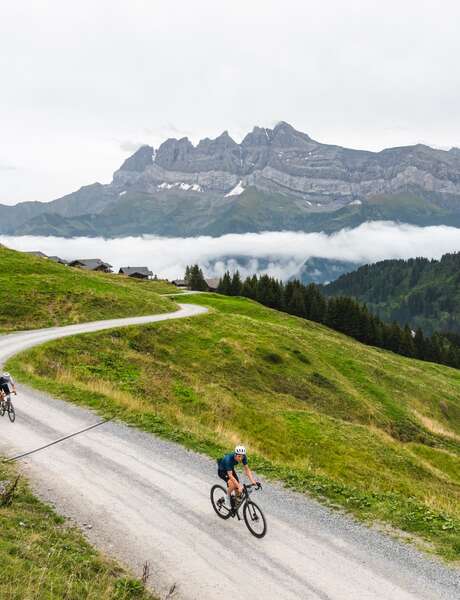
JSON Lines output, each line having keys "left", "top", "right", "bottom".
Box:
{"left": 118, "top": 145, "right": 154, "bottom": 172}
{"left": 273, "top": 120, "right": 305, "bottom": 135}
{"left": 241, "top": 122, "right": 314, "bottom": 148}
{"left": 196, "top": 130, "right": 238, "bottom": 151}
{"left": 271, "top": 121, "right": 314, "bottom": 147}
{"left": 242, "top": 126, "right": 273, "bottom": 146}
{"left": 109, "top": 123, "right": 460, "bottom": 217}
{"left": 154, "top": 137, "right": 194, "bottom": 170}
{"left": 119, "top": 123, "right": 316, "bottom": 173}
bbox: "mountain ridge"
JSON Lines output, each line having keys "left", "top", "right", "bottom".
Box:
{"left": 2, "top": 122, "right": 460, "bottom": 237}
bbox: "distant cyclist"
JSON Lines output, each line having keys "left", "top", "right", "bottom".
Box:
{"left": 0, "top": 372, "right": 16, "bottom": 399}
{"left": 217, "top": 445, "right": 260, "bottom": 509}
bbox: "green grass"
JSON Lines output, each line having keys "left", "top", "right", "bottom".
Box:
{"left": 7, "top": 293, "right": 460, "bottom": 562}
{"left": 0, "top": 247, "right": 176, "bottom": 331}
{"left": 0, "top": 461, "right": 154, "bottom": 599}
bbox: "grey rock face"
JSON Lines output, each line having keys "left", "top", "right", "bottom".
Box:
{"left": 154, "top": 132, "right": 242, "bottom": 174}
{"left": 111, "top": 123, "right": 460, "bottom": 203}
{"left": 118, "top": 145, "right": 154, "bottom": 172}
{"left": 2, "top": 122, "right": 460, "bottom": 237}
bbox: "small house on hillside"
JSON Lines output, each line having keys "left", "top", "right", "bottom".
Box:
{"left": 172, "top": 279, "right": 188, "bottom": 289}
{"left": 48, "top": 255, "right": 68, "bottom": 265}
{"left": 205, "top": 277, "right": 219, "bottom": 291}
{"left": 119, "top": 266, "right": 153, "bottom": 279}
{"left": 69, "top": 259, "right": 113, "bottom": 272}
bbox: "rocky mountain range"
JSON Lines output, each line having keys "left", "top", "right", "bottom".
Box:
{"left": 2, "top": 121, "right": 460, "bottom": 237}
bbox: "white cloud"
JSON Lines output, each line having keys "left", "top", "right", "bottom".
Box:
{"left": 2, "top": 221, "right": 460, "bottom": 281}
{"left": 119, "top": 140, "right": 147, "bottom": 153}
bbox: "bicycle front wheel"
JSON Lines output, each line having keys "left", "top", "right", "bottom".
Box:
{"left": 243, "top": 500, "right": 267, "bottom": 538}
{"left": 210, "top": 484, "right": 232, "bottom": 520}
{"left": 0, "top": 402, "right": 5, "bottom": 417}
{"left": 7, "top": 401, "right": 15, "bottom": 423}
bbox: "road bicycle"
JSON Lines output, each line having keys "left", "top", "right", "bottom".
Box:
{"left": 210, "top": 482, "right": 267, "bottom": 538}
{"left": 0, "top": 393, "right": 16, "bottom": 423}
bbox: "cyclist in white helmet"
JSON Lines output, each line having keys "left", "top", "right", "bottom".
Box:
{"left": 0, "top": 372, "right": 16, "bottom": 398}
{"left": 217, "top": 445, "right": 260, "bottom": 509}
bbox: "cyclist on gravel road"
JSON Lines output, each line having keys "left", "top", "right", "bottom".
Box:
{"left": 217, "top": 445, "right": 260, "bottom": 508}
{"left": 0, "top": 372, "right": 16, "bottom": 399}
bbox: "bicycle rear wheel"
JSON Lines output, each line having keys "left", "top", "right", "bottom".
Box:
{"left": 0, "top": 401, "right": 5, "bottom": 417}
{"left": 243, "top": 500, "right": 267, "bottom": 538}
{"left": 210, "top": 484, "right": 232, "bottom": 520}
{"left": 7, "top": 402, "right": 15, "bottom": 423}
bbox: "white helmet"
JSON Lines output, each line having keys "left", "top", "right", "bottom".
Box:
{"left": 2, "top": 372, "right": 10, "bottom": 378}
{"left": 235, "top": 445, "right": 246, "bottom": 455}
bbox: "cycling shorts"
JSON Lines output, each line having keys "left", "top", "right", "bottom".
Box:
{"left": 218, "top": 469, "right": 239, "bottom": 483}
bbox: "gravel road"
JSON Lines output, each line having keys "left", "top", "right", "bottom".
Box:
{"left": 0, "top": 304, "right": 458, "bottom": 599}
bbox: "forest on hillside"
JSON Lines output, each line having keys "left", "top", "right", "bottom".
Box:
{"left": 324, "top": 253, "right": 460, "bottom": 335}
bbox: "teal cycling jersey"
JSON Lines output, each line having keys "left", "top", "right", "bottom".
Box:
{"left": 218, "top": 452, "right": 247, "bottom": 472}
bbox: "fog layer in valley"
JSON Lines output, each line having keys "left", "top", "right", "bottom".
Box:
{"left": 2, "top": 221, "right": 460, "bottom": 281}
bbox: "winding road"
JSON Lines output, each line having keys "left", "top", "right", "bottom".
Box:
{"left": 0, "top": 304, "right": 458, "bottom": 599}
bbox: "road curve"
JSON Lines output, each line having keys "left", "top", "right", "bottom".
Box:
{"left": 0, "top": 305, "right": 458, "bottom": 600}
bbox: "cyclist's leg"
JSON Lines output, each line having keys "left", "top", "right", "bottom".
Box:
{"left": 227, "top": 470, "right": 240, "bottom": 505}
{"left": 217, "top": 470, "right": 233, "bottom": 507}
{"left": 218, "top": 469, "right": 237, "bottom": 503}
{"left": 1, "top": 384, "right": 9, "bottom": 405}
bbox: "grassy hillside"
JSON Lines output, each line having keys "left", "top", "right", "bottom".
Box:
{"left": 0, "top": 461, "right": 153, "bottom": 599}
{"left": 325, "top": 252, "right": 460, "bottom": 334}
{"left": 8, "top": 293, "right": 460, "bottom": 561}
{"left": 0, "top": 246, "right": 176, "bottom": 331}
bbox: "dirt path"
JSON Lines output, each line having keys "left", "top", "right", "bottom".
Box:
{"left": 0, "top": 305, "right": 458, "bottom": 599}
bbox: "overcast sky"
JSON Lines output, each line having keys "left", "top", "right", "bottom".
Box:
{"left": 1, "top": 0, "right": 459, "bottom": 205}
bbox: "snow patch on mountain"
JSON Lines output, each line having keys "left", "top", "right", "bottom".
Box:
{"left": 225, "top": 181, "right": 245, "bottom": 197}
{"left": 158, "top": 182, "right": 203, "bottom": 192}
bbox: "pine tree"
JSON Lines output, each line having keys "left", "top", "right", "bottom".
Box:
{"left": 242, "top": 275, "right": 257, "bottom": 299}
{"left": 288, "top": 287, "right": 306, "bottom": 316}
{"left": 184, "top": 265, "right": 191, "bottom": 286}
{"left": 388, "top": 322, "right": 403, "bottom": 354}
{"left": 230, "top": 271, "right": 243, "bottom": 296}
{"left": 283, "top": 281, "right": 296, "bottom": 309}
{"left": 399, "top": 325, "right": 416, "bottom": 357}
{"left": 414, "top": 328, "right": 426, "bottom": 360}
{"left": 218, "top": 271, "right": 232, "bottom": 295}
{"left": 189, "top": 264, "right": 207, "bottom": 291}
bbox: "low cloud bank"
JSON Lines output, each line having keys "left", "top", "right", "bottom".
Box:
{"left": 2, "top": 221, "right": 460, "bottom": 281}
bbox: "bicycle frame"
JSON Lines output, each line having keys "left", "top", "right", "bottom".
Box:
{"left": 0, "top": 392, "right": 16, "bottom": 422}
{"left": 211, "top": 480, "right": 266, "bottom": 537}
{"left": 231, "top": 483, "right": 257, "bottom": 520}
